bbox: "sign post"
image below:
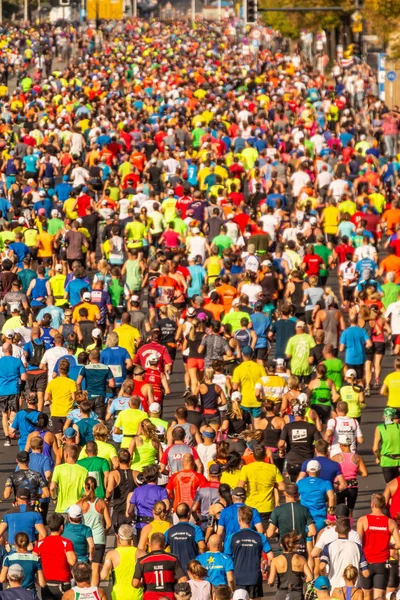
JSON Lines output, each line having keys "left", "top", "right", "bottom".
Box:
{"left": 387, "top": 70, "right": 397, "bottom": 108}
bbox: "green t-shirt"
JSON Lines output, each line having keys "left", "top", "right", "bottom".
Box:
{"left": 377, "top": 422, "right": 400, "bottom": 467}
{"left": 149, "top": 416, "right": 169, "bottom": 431}
{"left": 109, "top": 278, "right": 124, "bottom": 307}
{"left": 212, "top": 234, "right": 233, "bottom": 256}
{"left": 51, "top": 463, "right": 88, "bottom": 513}
{"left": 314, "top": 245, "right": 332, "bottom": 277}
{"left": 222, "top": 310, "right": 249, "bottom": 333}
{"left": 192, "top": 128, "right": 206, "bottom": 148}
{"left": 269, "top": 501, "right": 314, "bottom": 549}
{"left": 323, "top": 358, "right": 344, "bottom": 389}
{"left": 77, "top": 456, "right": 110, "bottom": 499}
{"left": 18, "top": 268, "right": 36, "bottom": 292}
{"left": 382, "top": 282, "right": 400, "bottom": 309}
{"left": 48, "top": 217, "right": 65, "bottom": 236}
{"left": 63, "top": 522, "right": 93, "bottom": 562}
{"left": 285, "top": 333, "right": 315, "bottom": 376}
{"left": 173, "top": 218, "right": 188, "bottom": 237}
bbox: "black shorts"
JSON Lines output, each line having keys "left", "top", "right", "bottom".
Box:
{"left": 90, "top": 396, "right": 106, "bottom": 420}
{"left": 237, "top": 580, "right": 263, "bottom": 600}
{"left": 360, "top": 562, "right": 390, "bottom": 591}
{"left": 255, "top": 347, "right": 269, "bottom": 361}
{"left": 27, "top": 370, "right": 47, "bottom": 393}
{"left": 346, "top": 363, "right": 364, "bottom": 380}
{"left": 313, "top": 403, "right": 331, "bottom": 424}
{"left": 305, "top": 311, "right": 314, "bottom": 325}
{"left": 51, "top": 416, "right": 66, "bottom": 434}
{"left": 113, "top": 512, "right": 133, "bottom": 535}
{"left": 373, "top": 342, "right": 386, "bottom": 355}
{"left": 343, "top": 286, "right": 355, "bottom": 302}
{"left": 259, "top": 511, "right": 271, "bottom": 530}
{"left": 0, "top": 394, "right": 18, "bottom": 413}
{"left": 92, "top": 543, "right": 106, "bottom": 563}
{"left": 327, "top": 234, "right": 338, "bottom": 245}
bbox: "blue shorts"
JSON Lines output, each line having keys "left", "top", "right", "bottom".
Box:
{"left": 242, "top": 406, "right": 262, "bottom": 418}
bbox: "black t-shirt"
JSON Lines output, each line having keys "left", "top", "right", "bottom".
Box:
{"left": 81, "top": 213, "right": 101, "bottom": 240}
{"left": 186, "top": 410, "right": 206, "bottom": 430}
{"left": 154, "top": 318, "right": 177, "bottom": 344}
{"left": 166, "top": 523, "right": 199, "bottom": 575}
{"left": 134, "top": 550, "right": 185, "bottom": 600}
{"left": 280, "top": 421, "right": 321, "bottom": 463}
{"left": 271, "top": 319, "right": 296, "bottom": 359}
{"left": 228, "top": 529, "right": 266, "bottom": 586}
{"left": 227, "top": 410, "right": 251, "bottom": 435}
{"left": 6, "top": 469, "right": 48, "bottom": 502}
{"left": 310, "top": 343, "right": 324, "bottom": 366}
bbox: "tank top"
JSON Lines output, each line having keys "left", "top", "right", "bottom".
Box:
{"left": 31, "top": 277, "right": 48, "bottom": 306}
{"left": 80, "top": 320, "right": 95, "bottom": 350}
{"left": 339, "top": 384, "right": 362, "bottom": 418}
{"left": 276, "top": 553, "right": 304, "bottom": 591}
{"left": 112, "top": 546, "right": 142, "bottom": 600}
{"left": 112, "top": 467, "right": 134, "bottom": 514}
{"left": 146, "top": 520, "right": 170, "bottom": 550}
{"left": 132, "top": 380, "right": 149, "bottom": 413}
{"left": 323, "top": 309, "right": 339, "bottom": 347}
{"left": 389, "top": 477, "right": 400, "bottom": 520}
{"left": 61, "top": 323, "right": 75, "bottom": 339}
{"left": 263, "top": 416, "right": 281, "bottom": 449}
{"left": 290, "top": 281, "right": 304, "bottom": 310}
{"left": 41, "top": 327, "right": 54, "bottom": 347}
{"left": 50, "top": 274, "right": 66, "bottom": 304}
{"left": 200, "top": 383, "right": 219, "bottom": 414}
{"left": 378, "top": 423, "right": 400, "bottom": 466}
{"left": 337, "top": 452, "right": 358, "bottom": 482}
{"left": 144, "top": 368, "right": 163, "bottom": 403}
{"left": 363, "top": 514, "right": 390, "bottom": 563}
{"left": 126, "top": 259, "right": 142, "bottom": 291}
{"left": 6, "top": 158, "right": 17, "bottom": 176}
{"left": 311, "top": 378, "right": 332, "bottom": 405}
{"left": 234, "top": 328, "right": 252, "bottom": 349}
{"left": 82, "top": 499, "right": 105, "bottom": 544}
{"left": 172, "top": 422, "right": 194, "bottom": 446}
{"left": 72, "top": 586, "right": 101, "bottom": 600}
{"left": 131, "top": 437, "right": 157, "bottom": 472}
{"left": 38, "top": 430, "right": 54, "bottom": 468}
{"left": 207, "top": 255, "right": 221, "bottom": 283}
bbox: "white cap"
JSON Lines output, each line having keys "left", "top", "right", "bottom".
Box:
{"left": 18, "top": 217, "right": 25, "bottom": 225}
{"left": 149, "top": 402, "right": 162, "bottom": 413}
{"left": 338, "top": 434, "right": 353, "bottom": 445}
{"left": 92, "top": 328, "right": 102, "bottom": 339}
{"left": 51, "top": 209, "right": 59, "bottom": 217}
{"left": 187, "top": 307, "right": 196, "bottom": 317}
{"left": 4, "top": 328, "right": 14, "bottom": 338}
{"left": 231, "top": 391, "right": 242, "bottom": 402}
{"left": 296, "top": 320, "right": 306, "bottom": 329}
{"left": 55, "top": 264, "right": 63, "bottom": 272}
{"left": 192, "top": 227, "right": 200, "bottom": 234}
{"left": 9, "top": 304, "right": 19, "bottom": 313}
{"left": 233, "top": 590, "right": 250, "bottom": 600}
{"left": 39, "top": 190, "right": 46, "bottom": 197}
{"left": 345, "top": 369, "right": 357, "bottom": 378}
{"left": 188, "top": 255, "right": 196, "bottom": 261}
{"left": 131, "top": 294, "right": 140, "bottom": 303}
{"left": 227, "top": 213, "right": 234, "bottom": 219}
{"left": 68, "top": 504, "right": 82, "bottom": 518}
{"left": 83, "top": 292, "right": 91, "bottom": 301}
{"left": 276, "top": 358, "right": 285, "bottom": 367}
{"left": 306, "top": 459, "right": 321, "bottom": 472}
{"left": 297, "top": 392, "right": 308, "bottom": 405}
{"left": 262, "top": 259, "right": 272, "bottom": 267}
{"left": 232, "top": 298, "right": 240, "bottom": 306}
{"left": 148, "top": 353, "right": 159, "bottom": 364}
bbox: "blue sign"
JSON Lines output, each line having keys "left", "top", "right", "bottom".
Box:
{"left": 252, "top": 39, "right": 259, "bottom": 47}
{"left": 387, "top": 70, "right": 397, "bottom": 81}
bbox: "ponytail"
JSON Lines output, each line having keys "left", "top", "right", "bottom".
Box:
{"left": 83, "top": 476, "right": 97, "bottom": 503}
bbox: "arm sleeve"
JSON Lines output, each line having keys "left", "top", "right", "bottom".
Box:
{"left": 320, "top": 544, "right": 330, "bottom": 564}
{"left": 261, "top": 534, "right": 272, "bottom": 554}
{"left": 194, "top": 526, "right": 205, "bottom": 544}
{"left": 252, "top": 508, "right": 262, "bottom": 526}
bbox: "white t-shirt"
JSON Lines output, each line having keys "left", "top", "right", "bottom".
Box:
{"left": 316, "top": 526, "right": 361, "bottom": 550}
{"left": 320, "top": 537, "right": 367, "bottom": 588}
{"left": 328, "top": 179, "right": 347, "bottom": 198}
{"left": 327, "top": 416, "right": 362, "bottom": 456}
{"left": 386, "top": 301, "right": 400, "bottom": 335}
{"left": 197, "top": 443, "right": 216, "bottom": 477}
{"left": 339, "top": 262, "right": 357, "bottom": 288}
{"left": 291, "top": 171, "right": 310, "bottom": 197}
{"left": 354, "top": 245, "right": 376, "bottom": 261}
{"left": 188, "top": 236, "right": 207, "bottom": 261}
{"left": 41, "top": 347, "right": 68, "bottom": 382}
{"left": 260, "top": 214, "right": 279, "bottom": 240}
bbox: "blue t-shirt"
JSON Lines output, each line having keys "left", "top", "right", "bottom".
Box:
{"left": 54, "top": 354, "right": 77, "bottom": 376}
{"left": 108, "top": 396, "right": 131, "bottom": 442}
{"left": 55, "top": 183, "right": 73, "bottom": 203}
{"left": 196, "top": 551, "right": 234, "bottom": 586}
{"left": 225, "top": 529, "right": 271, "bottom": 586}
{"left": 4, "top": 506, "right": 43, "bottom": 544}
{"left": 36, "top": 306, "right": 64, "bottom": 329}
{"left": 79, "top": 363, "right": 113, "bottom": 398}
{"left": 165, "top": 523, "right": 204, "bottom": 575}
{"left": 23, "top": 155, "right": 38, "bottom": 173}
{"left": 100, "top": 347, "right": 130, "bottom": 386}
{"left": 300, "top": 457, "right": 341, "bottom": 484}
{"left": 0, "top": 356, "right": 25, "bottom": 395}
{"left": 339, "top": 326, "right": 369, "bottom": 365}
{"left": 66, "top": 279, "right": 91, "bottom": 307}
{"left": 188, "top": 265, "right": 206, "bottom": 297}
{"left": 3, "top": 552, "right": 41, "bottom": 590}
{"left": 297, "top": 477, "right": 333, "bottom": 525}
{"left": 63, "top": 522, "right": 93, "bottom": 562}
{"left": 9, "top": 242, "right": 29, "bottom": 267}
{"left": 250, "top": 312, "right": 270, "bottom": 349}
{"left": 11, "top": 409, "right": 40, "bottom": 450}
{"left": 218, "top": 503, "right": 262, "bottom": 546}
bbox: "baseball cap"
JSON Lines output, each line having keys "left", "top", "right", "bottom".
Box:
{"left": 131, "top": 294, "right": 140, "bottom": 303}
{"left": 68, "top": 504, "right": 83, "bottom": 518}
{"left": 232, "top": 487, "right": 246, "bottom": 498}
{"left": 292, "top": 404, "right": 306, "bottom": 417}
{"left": 64, "top": 427, "right": 76, "bottom": 439}
{"left": 39, "top": 191, "right": 46, "bottom": 197}
{"left": 276, "top": 358, "right": 285, "bottom": 367}
{"left": 335, "top": 504, "right": 350, "bottom": 518}
{"left": 209, "top": 463, "right": 222, "bottom": 475}
{"left": 55, "top": 264, "right": 63, "bottom": 272}
{"left": 231, "top": 391, "right": 242, "bottom": 402}
{"left": 174, "top": 583, "right": 191, "bottom": 597}
{"left": 16, "top": 451, "right": 29, "bottom": 463}
{"left": 314, "top": 577, "right": 331, "bottom": 591}
{"left": 51, "top": 209, "right": 59, "bottom": 217}
{"left": 296, "top": 320, "right": 306, "bottom": 329}
{"left": 345, "top": 369, "right": 357, "bottom": 378}
{"left": 16, "top": 487, "right": 31, "bottom": 500}
{"left": 232, "top": 298, "right": 240, "bottom": 306}
{"left": 338, "top": 434, "right": 353, "bottom": 445}
{"left": 38, "top": 208, "right": 46, "bottom": 216}
{"left": 83, "top": 291, "right": 91, "bottom": 301}
{"left": 92, "top": 328, "right": 102, "bottom": 339}
{"left": 384, "top": 406, "right": 397, "bottom": 424}
{"left": 187, "top": 307, "right": 196, "bottom": 317}
{"left": 306, "top": 459, "right": 321, "bottom": 472}
{"left": 261, "top": 259, "right": 272, "bottom": 267}
{"left": 192, "top": 226, "right": 200, "bottom": 234}
{"left": 4, "top": 328, "right": 14, "bottom": 338}
{"left": 241, "top": 346, "right": 253, "bottom": 356}
{"left": 156, "top": 425, "right": 166, "bottom": 437}
{"left": 18, "top": 216, "right": 25, "bottom": 224}
{"left": 233, "top": 590, "right": 250, "bottom": 600}
{"left": 8, "top": 564, "right": 24, "bottom": 579}
{"left": 149, "top": 402, "right": 161, "bottom": 413}
{"left": 254, "top": 301, "right": 264, "bottom": 311}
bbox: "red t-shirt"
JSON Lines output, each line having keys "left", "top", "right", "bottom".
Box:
{"left": 336, "top": 243, "right": 354, "bottom": 264}
{"left": 133, "top": 342, "right": 173, "bottom": 370}
{"left": 303, "top": 253, "right": 324, "bottom": 276}
{"left": 176, "top": 196, "right": 193, "bottom": 219}
{"left": 76, "top": 193, "right": 91, "bottom": 217}
{"left": 33, "top": 535, "right": 74, "bottom": 582}
{"left": 162, "top": 231, "right": 181, "bottom": 249}
{"left": 166, "top": 468, "right": 207, "bottom": 510}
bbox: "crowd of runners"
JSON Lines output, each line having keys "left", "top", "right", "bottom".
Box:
{"left": 0, "top": 13, "right": 398, "bottom": 600}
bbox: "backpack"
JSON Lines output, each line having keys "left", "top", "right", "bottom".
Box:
{"left": 29, "top": 340, "right": 46, "bottom": 367}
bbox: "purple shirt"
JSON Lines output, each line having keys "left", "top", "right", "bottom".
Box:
{"left": 129, "top": 484, "right": 169, "bottom": 529}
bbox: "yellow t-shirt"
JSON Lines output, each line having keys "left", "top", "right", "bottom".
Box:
{"left": 72, "top": 302, "right": 100, "bottom": 323}
{"left": 239, "top": 461, "right": 283, "bottom": 512}
{"left": 384, "top": 372, "right": 400, "bottom": 408}
{"left": 79, "top": 439, "right": 117, "bottom": 467}
{"left": 220, "top": 469, "right": 242, "bottom": 489}
{"left": 323, "top": 206, "right": 340, "bottom": 234}
{"left": 114, "top": 408, "right": 148, "bottom": 448}
{"left": 64, "top": 197, "right": 78, "bottom": 220}
{"left": 113, "top": 324, "right": 140, "bottom": 358}
{"left": 46, "top": 376, "right": 76, "bottom": 417}
{"left": 231, "top": 361, "right": 267, "bottom": 408}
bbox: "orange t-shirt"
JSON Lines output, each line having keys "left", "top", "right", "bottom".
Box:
{"left": 215, "top": 284, "right": 237, "bottom": 312}
{"left": 380, "top": 255, "right": 400, "bottom": 283}
{"left": 37, "top": 231, "right": 54, "bottom": 258}
{"left": 383, "top": 208, "right": 400, "bottom": 235}
{"left": 204, "top": 301, "right": 225, "bottom": 322}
